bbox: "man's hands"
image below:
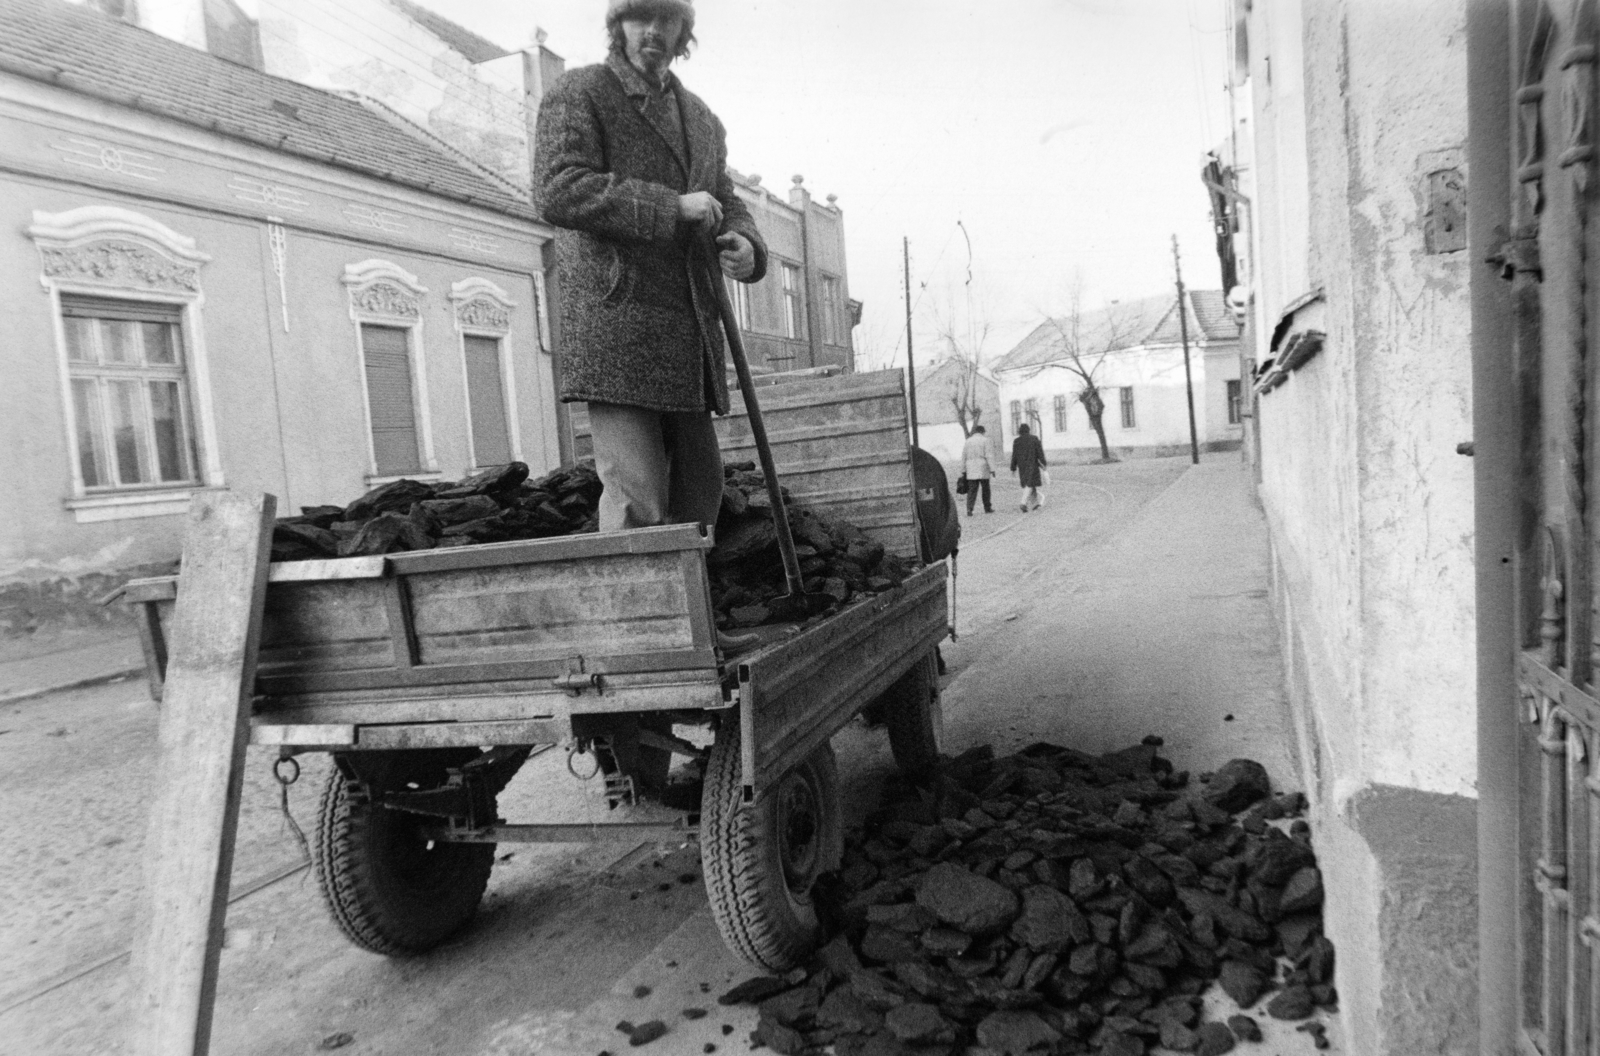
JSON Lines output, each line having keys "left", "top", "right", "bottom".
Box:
{"left": 680, "top": 193, "right": 753, "bottom": 279}
{"left": 678, "top": 191, "right": 723, "bottom": 232}
{"left": 718, "top": 232, "right": 755, "bottom": 280}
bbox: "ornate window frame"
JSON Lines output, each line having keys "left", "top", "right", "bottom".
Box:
{"left": 27, "top": 205, "right": 223, "bottom": 523}
{"left": 343, "top": 259, "right": 439, "bottom": 482}
{"left": 449, "top": 277, "right": 522, "bottom": 470}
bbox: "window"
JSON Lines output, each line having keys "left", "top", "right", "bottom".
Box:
{"left": 1010, "top": 400, "right": 1022, "bottom": 435}
{"left": 1024, "top": 398, "right": 1039, "bottom": 429}
{"left": 1053, "top": 394, "right": 1068, "bottom": 433}
{"left": 360, "top": 323, "right": 423, "bottom": 475}
{"left": 462, "top": 334, "right": 512, "bottom": 467}
{"left": 1227, "top": 379, "right": 1243, "bottom": 424}
{"left": 1120, "top": 386, "right": 1137, "bottom": 429}
{"left": 782, "top": 263, "right": 804, "bottom": 340}
{"left": 62, "top": 297, "right": 198, "bottom": 491}
{"left": 821, "top": 275, "right": 842, "bottom": 345}
{"left": 727, "top": 277, "right": 752, "bottom": 331}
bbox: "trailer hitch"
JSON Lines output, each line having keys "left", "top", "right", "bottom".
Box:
{"left": 381, "top": 746, "right": 530, "bottom": 828}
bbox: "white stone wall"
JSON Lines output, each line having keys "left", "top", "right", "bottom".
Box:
{"left": 1237, "top": 0, "right": 1478, "bottom": 1050}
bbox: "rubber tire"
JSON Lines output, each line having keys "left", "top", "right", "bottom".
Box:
{"left": 701, "top": 718, "right": 843, "bottom": 970}
{"left": 314, "top": 752, "right": 496, "bottom": 956}
{"left": 883, "top": 650, "right": 944, "bottom": 777}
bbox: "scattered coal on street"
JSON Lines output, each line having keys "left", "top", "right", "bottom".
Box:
{"left": 716, "top": 742, "right": 1332, "bottom": 1056}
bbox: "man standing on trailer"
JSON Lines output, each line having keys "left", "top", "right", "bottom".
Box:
{"left": 534, "top": 0, "right": 767, "bottom": 537}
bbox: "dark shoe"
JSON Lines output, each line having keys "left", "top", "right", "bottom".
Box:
{"left": 1020, "top": 504, "right": 1028, "bottom": 512}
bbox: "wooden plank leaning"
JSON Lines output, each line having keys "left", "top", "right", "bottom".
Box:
{"left": 127, "top": 491, "right": 276, "bottom": 1056}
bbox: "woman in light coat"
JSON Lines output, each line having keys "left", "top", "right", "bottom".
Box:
{"left": 961, "top": 425, "right": 995, "bottom": 515}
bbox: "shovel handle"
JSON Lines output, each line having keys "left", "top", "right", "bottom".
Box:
{"left": 703, "top": 241, "right": 806, "bottom": 598}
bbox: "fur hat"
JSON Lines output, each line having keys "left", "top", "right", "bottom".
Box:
{"left": 607, "top": 0, "right": 694, "bottom": 28}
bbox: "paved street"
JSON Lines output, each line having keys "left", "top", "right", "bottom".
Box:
{"left": 0, "top": 454, "right": 1314, "bottom": 1055}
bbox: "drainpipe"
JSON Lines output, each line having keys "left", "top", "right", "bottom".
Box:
{"left": 522, "top": 30, "right": 574, "bottom": 464}
{"left": 1466, "top": 3, "right": 1516, "bottom": 1053}
{"left": 790, "top": 176, "right": 823, "bottom": 369}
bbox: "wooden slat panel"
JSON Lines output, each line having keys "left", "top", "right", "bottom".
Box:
{"left": 714, "top": 368, "right": 921, "bottom": 559}
{"left": 406, "top": 554, "right": 697, "bottom": 665}
{"left": 740, "top": 564, "right": 948, "bottom": 794}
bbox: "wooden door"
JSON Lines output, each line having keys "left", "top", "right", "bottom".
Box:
{"left": 1511, "top": 3, "right": 1600, "bottom": 1053}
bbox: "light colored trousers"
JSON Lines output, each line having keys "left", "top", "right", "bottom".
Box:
{"left": 588, "top": 402, "right": 725, "bottom": 533}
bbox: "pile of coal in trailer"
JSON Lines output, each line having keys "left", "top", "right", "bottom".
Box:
{"left": 266, "top": 460, "right": 914, "bottom": 629}
{"left": 718, "top": 743, "right": 1334, "bottom": 1056}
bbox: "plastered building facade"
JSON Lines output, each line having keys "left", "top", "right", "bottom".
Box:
{"left": 1226, "top": 0, "right": 1479, "bottom": 1051}
{"left": 0, "top": 0, "right": 557, "bottom": 636}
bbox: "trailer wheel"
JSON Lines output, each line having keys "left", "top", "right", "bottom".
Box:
{"left": 883, "top": 650, "right": 944, "bottom": 777}
{"left": 314, "top": 752, "right": 496, "bottom": 956}
{"left": 701, "top": 719, "right": 842, "bottom": 970}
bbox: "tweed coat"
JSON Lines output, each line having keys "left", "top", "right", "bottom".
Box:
{"left": 1010, "top": 432, "right": 1047, "bottom": 488}
{"left": 533, "top": 55, "right": 768, "bottom": 415}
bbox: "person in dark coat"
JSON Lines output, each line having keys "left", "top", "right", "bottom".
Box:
{"left": 533, "top": 0, "right": 767, "bottom": 535}
{"left": 1010, "top": 422, "right": 1047, "bottom": 512}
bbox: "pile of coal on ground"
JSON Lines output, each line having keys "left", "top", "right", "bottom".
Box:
{"left": 719, "top": 744, "right": 1334, "bottom": 1056}
{"left": 266, "top": 460, "right": 915, "bottom": 628}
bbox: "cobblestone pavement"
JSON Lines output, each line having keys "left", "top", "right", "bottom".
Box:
{"left": 0, "top": 454, "right": 1337, "bottom": 1055}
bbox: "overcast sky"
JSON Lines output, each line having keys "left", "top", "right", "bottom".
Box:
{"left": 420, "top": 0, "right": 1233, "bottom": 371}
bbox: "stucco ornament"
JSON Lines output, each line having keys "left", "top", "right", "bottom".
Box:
{"left": 352, "top": 281, "right": 421, "bottom": 318}
{"left": 27, "top": 206, "right": 211, "bottom": 293}
{"left": 343, "top": 259, "right": 428, "bottom": 320}
{"left": 448, "top": 277, "right": 516, "bottom": 333}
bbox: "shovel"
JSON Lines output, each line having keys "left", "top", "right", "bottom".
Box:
{"left": 703, "top": 239, "right": 833, "bottom": 620}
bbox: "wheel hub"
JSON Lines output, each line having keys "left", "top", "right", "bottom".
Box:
{"left": 775, "top": 771, "right": 820, "bottom": 891}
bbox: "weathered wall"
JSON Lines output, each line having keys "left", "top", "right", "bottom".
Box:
{"left": 258, "top": 0, "right": 531, "bottom": 187}
{"left": 0, "top": 77, "right": 555, "bottom": 636}
{"left": 1243, "top": 0, "right": 1478, "bottom": 1051}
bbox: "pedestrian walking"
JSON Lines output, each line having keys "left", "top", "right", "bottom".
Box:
{"left": 533, "top": 0, "right": 766, "bottom": 537}
{"left": 1011, "top": 423, "right": 1047, "bottom": 512}
{"left": 961, "top": 425, "right": 995, "bottom": 515}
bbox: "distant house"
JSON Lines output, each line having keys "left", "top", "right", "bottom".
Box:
{"left": 0, "top": 0, "right": 558, "bottom": 635}
{"left": 908, "top": 355, "right": 1002, "bottom": 466}
{"left": 991, "top": 290, "right": 1242, "bottom": 460}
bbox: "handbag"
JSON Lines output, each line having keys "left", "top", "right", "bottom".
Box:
{"left": 955, "top": 474, "right": 969, "bottom": 495}
{"left": 1040, "top": 469, "right": 1051, "bottom": 487}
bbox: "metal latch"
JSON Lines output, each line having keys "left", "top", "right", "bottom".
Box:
{"left": 552, "top": 655, "right": 603, "bottom": 695}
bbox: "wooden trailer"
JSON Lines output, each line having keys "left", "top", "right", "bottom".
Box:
{"left": 122, "top": 369, "right": 949, "bottom": 972}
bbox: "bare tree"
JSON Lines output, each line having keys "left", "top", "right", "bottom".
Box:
{"left": 1025, "top": 291, "right": 1142, "bottom": 462}
{"left": 930, "top": 288, "right": 995, "bottom": 438}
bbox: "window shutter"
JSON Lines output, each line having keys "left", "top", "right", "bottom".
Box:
{"left": 462, "top": 335, "right": 511, "bottom": 466}
{"left": 361, "top": 324, "right": 421, "bottom": 475}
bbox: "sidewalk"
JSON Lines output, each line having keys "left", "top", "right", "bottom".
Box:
{"left": 942, "top": 454, "right": 1300, "bottom": 789}
{"left": 0, "top": 631, "right": 146, "bottom": 705}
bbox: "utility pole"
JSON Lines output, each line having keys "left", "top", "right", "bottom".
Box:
{"left": 1173, "top": 235, "right": 1201, "bottom": 465}
{"left": 904, "top": 236, "right": 920, "bottom": 449}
